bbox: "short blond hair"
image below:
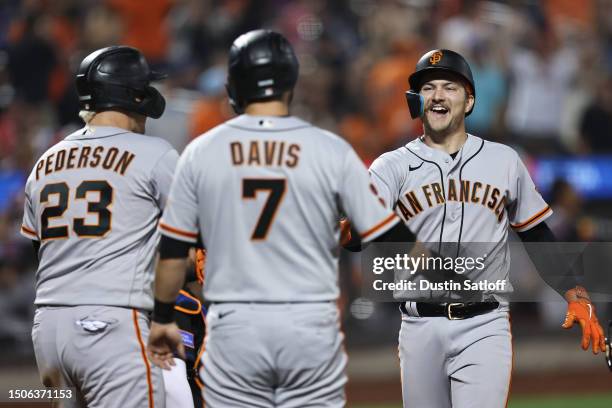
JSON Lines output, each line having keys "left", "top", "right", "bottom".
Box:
{"left": 78, "top": 110, "right": 96, "bottom": 124}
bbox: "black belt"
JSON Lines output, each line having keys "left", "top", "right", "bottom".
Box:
{"left": 400, "top": 301, "right": 499, "bottom": 320}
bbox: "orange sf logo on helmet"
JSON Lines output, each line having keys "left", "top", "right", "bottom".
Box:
{"left": 429, "top": 51, "right": 443, "bottom": 65}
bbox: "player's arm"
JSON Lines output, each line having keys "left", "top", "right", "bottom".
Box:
{"left": 149, "top": 238, "right": 190, "bottom": 369}
{"left": 21, "top": 183, "right": 40, "bottom": 259}
{"left": 518, "top": 222, "right": 606, "bottom": 354}
{"left": 508, "top": 153, "right": 572, "bottom": 294}
{"left": 149, "top": 145, "right": 199, "bottom": 369}
{"left": 337, "top": 148, "right": 403, "bottom": 243}
{"left": 153, "top": 241, "right": 202, "bottom": 313}
{"left": 516, "top": 222, "right": 580, "bottom": 294}
{"left": 337, "top": 148, "right": 448, "bottom": 269}
{"left": 151, "top": 147, "right": 180, "bottom": 209}
{"left": 155, "top": 237, "right": 191, "bottom": 307}
{"left": 509, "top": 155, "right": 605, "bottom": 354}
{"left": 341, "top": 218, "right": 462, "bottom": 284}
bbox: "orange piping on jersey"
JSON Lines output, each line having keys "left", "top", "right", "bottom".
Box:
{"left": 504, "top": 313, "right": 513, "bottom": 408}
{"left": 510, "top": 205, "right": 551, "bottom": 230}
{"left": 194, "top": 332, "right": 206, "bottom": 372}
{"left": 132, "top": 309, "right": 154, "bottom": 408}
{"left": 197, "top": 310, "right": 209, "bottom": 407}
{"left": 159, "top": 222, "right": 198, "bottom": 239}
{"left": 195, "top": 375, "right": 205, "bottom": 408}
{"left": 360, "top": 214, "right": 399, "bottom": 240}
{"left": 174, "top": 289, "right": 202, "bottom": 315}
{"left": 21, "top": 225, "right": 38, "bottom": 237}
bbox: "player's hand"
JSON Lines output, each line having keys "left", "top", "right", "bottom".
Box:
{"left": 562, "top": 287, "right": 606, "bottom": 354}
{"left": 147, "top": 321, "right": 185, "bottom": 370}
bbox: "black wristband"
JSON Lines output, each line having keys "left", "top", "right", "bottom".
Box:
{"left": 152, "top": 299, "right": 175, "bottom": 324}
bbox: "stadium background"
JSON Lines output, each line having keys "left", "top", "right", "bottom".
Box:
{"left": 0, "top": 0, "right": 611, "bottom": 406}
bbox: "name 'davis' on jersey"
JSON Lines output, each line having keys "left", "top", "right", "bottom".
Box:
{"left": 396, "top": 179, "right": 508, "bottom": 222}
{"left": 230, "top": 140, "right": 301, "bottom": 168}
{"left": 35, "top": 145, "right": 136, "bottom": 180}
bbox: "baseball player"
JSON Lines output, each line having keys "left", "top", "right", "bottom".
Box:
{"left": 344, "top": 49, "right": 606, "bottom": 408}
{"left": 20, "top": 46, "right": 177, "bottom": 407}
{"left": 146, "top": 29, "right": 427, "bottom": 408}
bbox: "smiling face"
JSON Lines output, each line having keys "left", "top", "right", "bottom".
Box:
{"left": 419, "top": 71, "right": 474, "bottom": 138}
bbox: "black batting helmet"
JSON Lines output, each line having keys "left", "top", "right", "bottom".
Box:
{"left": 408, "top": 49, "right": 475, "bottom": 116}
{"left": 76, "top": 46, "right": 167, "bottom": 119}
{"left": 226, "top": 29, "right": 299, "bottom": 114}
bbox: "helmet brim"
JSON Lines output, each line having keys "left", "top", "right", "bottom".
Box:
{"left": 409, "top": 67, "right": 474, "bottom": 94}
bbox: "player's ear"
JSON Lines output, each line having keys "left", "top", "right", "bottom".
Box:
{"left": 464, "top": 92, "right": 475, "bottom": 115}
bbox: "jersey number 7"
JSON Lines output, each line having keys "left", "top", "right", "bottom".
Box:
{"left": 242, "top": 178, "right": 286, "bottom": 240}
{"left": 40, "top": 180, "right": 113, "bottom": 240}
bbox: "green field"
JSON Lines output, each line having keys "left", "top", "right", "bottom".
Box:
{"left": 354, "top": 393, "right": 612, "bottom": 408}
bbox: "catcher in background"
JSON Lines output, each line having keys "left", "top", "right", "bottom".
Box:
{"left": 164, "top": 248, "right": 207, "bottom": 408}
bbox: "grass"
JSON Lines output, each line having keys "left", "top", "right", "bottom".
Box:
{"left": 353, "top": 393, "right": 612, "bottom": 408}
{"left": 508, "top": 393, "right": 612, "bottom": 408}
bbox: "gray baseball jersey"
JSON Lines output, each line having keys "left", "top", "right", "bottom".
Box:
{"left": 21, "top": 125, "right": 178, "bottom": 310}
{"left": 370, "top": 134, "right": 551, "bottom": 299}
{"left": 160, "top": 114, "right": 398, "bottom": 302}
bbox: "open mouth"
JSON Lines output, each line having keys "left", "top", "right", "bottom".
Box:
{"left": 429, "top": 105, "right": 449, "bottom": 118}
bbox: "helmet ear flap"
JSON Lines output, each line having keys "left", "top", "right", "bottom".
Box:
{"left": 405, "top": 91, "right": 424, "bottom": 119}
{"left": 141, "top": 86, "right": 166, "bottom": 119}
{"left": 225, "top": 82, "right": 244, "bottom": 114}
{"left": 75, "top": 74, "right": 90, "bottom": 101}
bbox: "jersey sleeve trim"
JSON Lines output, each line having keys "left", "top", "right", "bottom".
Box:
{"left": 159, "top": 222, "right": 199, "bottom": 242}
{"left": 20, "top": 225, "right": 38, "bottom": 239}
{"left": 511, "top": 205, "right": 552, "bottom": 232}
{"left": 360, "top": 213, "right": 400, "bottom": 241}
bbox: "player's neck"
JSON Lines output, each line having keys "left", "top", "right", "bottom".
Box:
{"left": 244, "top": 101, "right": 289, "bottom": 117}
{"left": 88, "top": 111, "right": 146, "bottom": 134}
{"left": 423, "top": 128, "right": 468, "bottom": 155}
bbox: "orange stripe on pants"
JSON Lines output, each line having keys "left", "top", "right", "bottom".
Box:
{"left": 132, "top": 309, "right": 154, "bottom": 408}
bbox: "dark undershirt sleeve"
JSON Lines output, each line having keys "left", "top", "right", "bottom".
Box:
{"left": 343, "top": 221, "right": 418, "bottom": 252}
{"left": 159, "top": 235, "right": 191, "bottom": 259}
{"left": 517, "top": 222, "right": 580, "bottom": 295}
{"left": 31, "top": 240, "right": 40, "bottom": 261}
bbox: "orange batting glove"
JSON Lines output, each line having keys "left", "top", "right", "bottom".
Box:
{"left": 195, "top": 249, "right": 206, "bottom": 285}
{"left": 562, "top": 286, "right": 606, "bottom": 354}
{"left": 340, "top": 219, "right": 352, "bottom": 247}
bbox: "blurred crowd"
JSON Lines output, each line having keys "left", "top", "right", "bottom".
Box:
{"left": 1, "top": 0, "right": 612, "bottom": 353}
